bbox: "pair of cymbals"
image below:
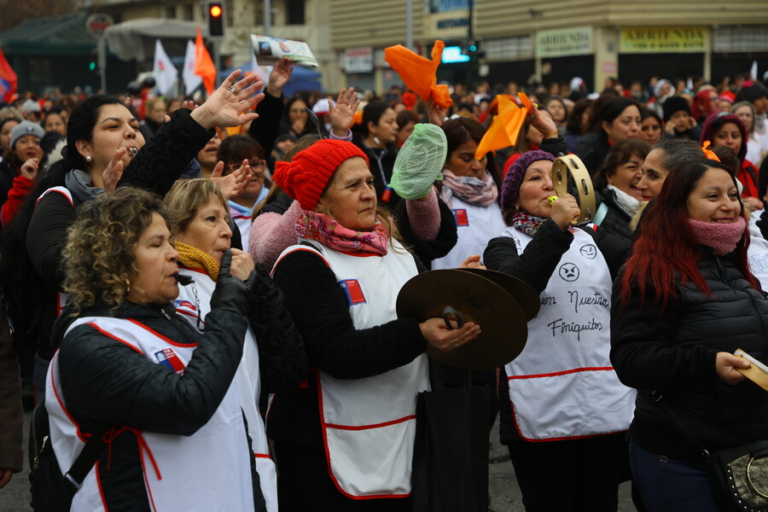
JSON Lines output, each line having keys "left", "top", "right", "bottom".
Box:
{"left": 396, "top": 269, "right": 539, "bottom": 371}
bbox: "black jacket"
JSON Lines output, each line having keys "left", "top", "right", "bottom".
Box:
{"left": 268, "top": 248, "right": 426, "bottom": 449}
{"left": 611, "top": 250, "right": 768, "bottom": 463}
{"left": 574, "top": 131, "right": 611, "bottom": 175}
{"left": 596, "top": 187, "right": 635, "bottom": 241}
{"left": 393, "top": 194, "right": 458, "bottom": 268}
{"left": 25, "top": 108, "right": 214, "bottom": 365}
{"left": 54, "top": 299, "right": 263, "bottom": 511}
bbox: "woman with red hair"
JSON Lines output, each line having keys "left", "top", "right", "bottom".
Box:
{"left": 611, "top": 159, "right": 768, "bottom": 511}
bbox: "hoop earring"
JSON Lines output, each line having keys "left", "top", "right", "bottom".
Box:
{"left": 125, "top": 279, "right": 131, "bottom": 293}
{"left": 85, "top": 156, "right": 93, "bottom": 163}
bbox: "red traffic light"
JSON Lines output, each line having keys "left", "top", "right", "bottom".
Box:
{"left": 207, "top": 2, "right": 224, "bottom": 36}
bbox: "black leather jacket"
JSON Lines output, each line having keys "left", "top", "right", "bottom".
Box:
{"left": 53, "top": 299, "right": 263, "bottom": 511}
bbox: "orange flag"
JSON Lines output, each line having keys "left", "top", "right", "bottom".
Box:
{"left": 384, "top": 41, "right": 453, "bottom": 109}
{"left": 475, "top": 95, "right": 528, "bottom": 160}
{"left": 194, "top": 28, "right": 217, "bottom": 95}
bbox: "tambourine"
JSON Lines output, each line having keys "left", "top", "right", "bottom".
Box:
{"left": 551, "top": 154, "right": 596, "bottom": 225}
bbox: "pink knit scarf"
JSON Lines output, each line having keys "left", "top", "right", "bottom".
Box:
{"left": 297, "top": 211, "right": 389, "bottom": 256}
{"left": 440, "top": 169, "right": 498, "bottom": 210}
{"left": 687, "top": 217, "right": 747, "bottom": 256}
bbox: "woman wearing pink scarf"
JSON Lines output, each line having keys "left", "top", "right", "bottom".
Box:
{"left": 268, "top": 139, "right": 482, "bottom": 511}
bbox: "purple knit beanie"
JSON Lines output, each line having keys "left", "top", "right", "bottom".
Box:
{"left": 501, "top": 150, "right": 556, "bottom": 212}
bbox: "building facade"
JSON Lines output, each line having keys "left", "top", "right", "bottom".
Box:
{"left": 329, "top": 0, "right": 768, "bottom": 93}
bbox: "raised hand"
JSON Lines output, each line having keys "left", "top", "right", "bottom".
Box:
{"left": 191, "top": 70, "right": 265, "bottom": 130}
{"left": 267, "top": 58, "right": 294, "bottom": 97}
{"left": 329, "top": 88, "right": 360, "bottom": 137}
{"left": 210, "top": 160, "right": 251, "bottom": 199}
{"left": 102, "top": 148, "right": 127, "bottom": 193}
{"left": 228, "top": 248, "right": 256, "bottom": 281}
{"left": 19, "top": 157, "right": 40, "bottom": 180}
{"left": 529, "top": 102, "right": 558, "bottom": 138}
{"left": 427, "top": 98, "right": 448, "bottom": 127}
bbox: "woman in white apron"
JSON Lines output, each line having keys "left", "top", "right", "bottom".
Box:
{"left": 484, "top": 150, "right": 635, "bottom": 512}
{"left": 164, "top": 178, "right": 307, "bottom": 512}
{"left": 268, "top": 139, "right": 481, "bottom": 511}
{"left": 46, "top": 187, "right": 263, "bottom": 511}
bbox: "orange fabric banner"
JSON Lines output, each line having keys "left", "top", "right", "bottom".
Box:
{"left": 475, "top": 95, "right": 528, "bottom": 160}
{"left": 194, "top": 28, "right": 217, "bottom": 95}
{"left": 384, "top": 41, "right": 453, "bottom": 109}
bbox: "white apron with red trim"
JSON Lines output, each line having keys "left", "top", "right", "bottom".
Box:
{"left": 36, "top": 186, "right": 74, "bottom": 316}
{"left": 501, "top": 227, "right": 635, "bottom": 441}
{"left": 175, "top": 267, "right": 277, "bottom": 512}
{"left": 432, "top": 197, "right": 506, "bottom": 270}
{"left": 274, "top": 240, "right": 429, "bottom": 498}
{"left": 46, "top": 316, "right": 255, "bottom": 511}
{"left": 231, "top": 209, "right": 252, "bottom": 250}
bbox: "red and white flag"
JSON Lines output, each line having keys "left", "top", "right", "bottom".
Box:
{"left": 183, "top": 40, "right": 202, "bottom": 95}
{"left": 153, "top": 40, "right": 178, "bottom": 95}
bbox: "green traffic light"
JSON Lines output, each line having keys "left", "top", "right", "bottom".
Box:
{"left": 89, "top": 61, "right": 96, "bottom": 71}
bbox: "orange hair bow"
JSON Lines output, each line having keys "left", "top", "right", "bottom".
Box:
{"left": 474, "top": 94, "right": 530, "bottom": 160}
{"left": 701, "top": 141, "right": 720, "bottom": 162}
{"left": 384, "top": 41, "right": 453, "bottom": 110}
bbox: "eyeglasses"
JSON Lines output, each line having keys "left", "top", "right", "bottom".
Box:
{"left": 226, "top": 159, "right": 267, "bottom": 173}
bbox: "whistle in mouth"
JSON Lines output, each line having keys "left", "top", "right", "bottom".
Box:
{"left": 547, "top": 196, "right": 558, "bottom": 205}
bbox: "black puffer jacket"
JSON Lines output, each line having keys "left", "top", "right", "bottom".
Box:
{"left": 574, "top": 131, "right": 611, "bottom": 175}
{"left": 611, "top": 249, "right": 768, "bottom": 463}
{"left": 595, "top": 187, "right": 635, "bottom": 241}
{"left": 53, "top": 299, "right": 264, "bottom": 511}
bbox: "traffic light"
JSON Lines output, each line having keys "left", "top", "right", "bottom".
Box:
{"left": 207, "top": 1, "right": 224, "bottom": 37}
{"left": 461, "top": 41, "right": 485, "bottom": 60}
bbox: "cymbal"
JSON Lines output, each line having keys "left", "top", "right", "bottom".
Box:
{"left": 396, "top": 269, "right": 528, "bottom": 370}
{"left": 457, "top": 268, "right": 540, "bottom": 321}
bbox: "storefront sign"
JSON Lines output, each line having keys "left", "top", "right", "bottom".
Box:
{"left": 621, "top": 27, "right": 708, "bottom": 53}
{"left": 436, "top": 17, "right": 468, "bottom": 30}
{"left": 536, "top": 27, "right": 592, "bottom": 58}
{"left": 344, "top": 47, "right": 374, "bottom": 73}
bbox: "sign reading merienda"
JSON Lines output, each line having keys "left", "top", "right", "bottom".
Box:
{"left": 536, "top": 27, "right": 593, "bottom": 58}
{"left": 621, "top": 27, "right": 708, "bottom": 53}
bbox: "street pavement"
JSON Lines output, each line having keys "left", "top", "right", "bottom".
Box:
{"left": 0, "top": 412, "right": 636, "bottom": 511}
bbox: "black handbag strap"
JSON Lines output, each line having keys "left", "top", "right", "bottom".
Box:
{"left": 67, "top": 423, "right": 115, "bottom": 485}
{"left": 653, "top": 391, "right": 711, "bottom": 459}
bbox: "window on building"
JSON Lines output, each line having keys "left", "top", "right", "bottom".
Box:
{"left": 287, "top": 0, "right": 305, "bottom": 25}
{"left": 182, "top": 4, "right": 194, "bottom": 21}
{"left": 431, "top": 0, "right": 469, "bottom": 13}
{"left": 166, "top": 6, "right": 176, "bottom": 19}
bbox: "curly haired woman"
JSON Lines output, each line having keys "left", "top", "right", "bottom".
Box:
{"left": 46, "top": 187, "right": 266, "bottom": 511}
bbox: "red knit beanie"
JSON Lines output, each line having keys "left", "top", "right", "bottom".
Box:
{"left": 272, "top": 139, "right": 369, "bottom": 210}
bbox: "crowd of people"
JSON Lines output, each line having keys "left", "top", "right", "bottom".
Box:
{"left": 0, "top": 58, "right": 767, "bottom": 512}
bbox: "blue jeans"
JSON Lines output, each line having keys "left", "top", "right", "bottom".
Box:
{"left": 629, "top": 441, "right": 719, "bottom": 512}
